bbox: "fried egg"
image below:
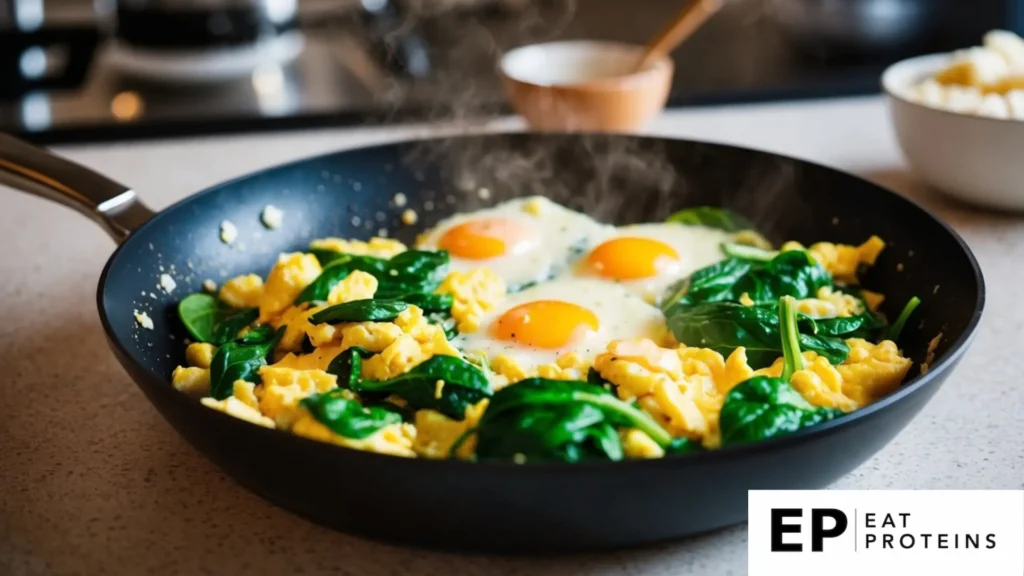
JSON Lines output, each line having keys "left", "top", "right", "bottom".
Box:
{"left": 577, "top": 223, "right": 732, "bottom": 304}
{"left": 416, "top": 196, "right": 613, "bottom": 291}
{"left": 456, "top": 277, "right": 666, "bottom": 369}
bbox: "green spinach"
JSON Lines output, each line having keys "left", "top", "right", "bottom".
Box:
{"left": 665, "top": 206, "right": 755, "bottom": 232}
{"left": 661, "top": 250, "right": 832, "bottom": 310}
{"left": 665, "top": 301, "right": 850, "bottom": 368}
{"left": 886, "top": 296, "right": 921, "bottom": 342}
{"left": 208, "top": 326, "right": 284, "bottom": 400}
{"left": 391, "top": 293, "right": 453, "bottom": 313}
{"left": 309, "top": 299, "right": 410, "bottom": 324}
{"left": 177, "top": 293, "right": 258, "bottom": 345}
{"left": 296, "top": 250, "right": 450, "bottom": 305}
{"left": 325, "top": 347, "right": 373, "bottom": 389}
{"left": 300, "top": 390, "right": 404, "bottom": 439}
{"left": 295, "top": 255, "right": 388, "bottom": 304}
{"left": 470, "top": 378, "right": 676, "bottom": 463}
{"left": 340, "top": 355, "right": 492, "bottom": 420}
{"left": 806, "top": 311, "right": 886, "bottom": 341}
{"left": 474, "top": 402, "right": 623, "bottom": 463}
{"left": 718, "top": 296, "right": 842, "bottom": 446}
{"left": 666, "top": 437, "right": 704, "bottom": 454}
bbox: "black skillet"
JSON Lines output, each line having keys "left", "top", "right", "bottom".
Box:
{"left": 0, "top": 132, "right": 984, "bottom": 554}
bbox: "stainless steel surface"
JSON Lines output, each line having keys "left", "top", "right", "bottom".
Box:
{"left": 0, "top": 132, "right": 152, "bottom": 241}
{"left": 767, "top": 0, "right": 943, "bottom": 53}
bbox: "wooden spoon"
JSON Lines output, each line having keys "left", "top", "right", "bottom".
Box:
{"left": 635, "top": 0, "right": 725, "bottom": 72}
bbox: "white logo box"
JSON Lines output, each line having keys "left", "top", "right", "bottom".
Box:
{"left": 748, "top": 490, "right": 1024, "bottom": 576}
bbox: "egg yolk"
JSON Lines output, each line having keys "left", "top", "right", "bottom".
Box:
{"left": 439, "top": 218, "right": 535, "bottom": 260}
{"left": 587, "top": 237, "right": 680, "bottom": 280}
{"left": 493, "top": 300, "right": 599, "bottom": 349}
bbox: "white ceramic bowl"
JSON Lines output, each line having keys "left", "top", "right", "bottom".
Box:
{"left": 883, "top": 53, "right": 1024, "bottom": 211}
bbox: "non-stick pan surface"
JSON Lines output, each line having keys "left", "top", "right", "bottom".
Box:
{"left": 2, "top": 133, "right": 984, "bottom": 554}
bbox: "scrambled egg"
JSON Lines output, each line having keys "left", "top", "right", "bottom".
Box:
{"left": 172, "top": 366, "right": 210, "bottom": 398}
{"left": 185, "top": 342, "right": 216, "bottom": 368}
{"left": 795, "top": 287, "right": 865, "bottom": 319}
{"left": 259, "top": 253, "right": 322, "bottom": 322}
{"left": 327, "top": 270, "right": 377, "bottom": 306}
{"left": 489, "top": 352, "right": 590, "bottom": 389}
{"left": 413, "top": 400, "right": 489, "bottom": 459}
{"left": 257, "top": 366, "right": 338, "bottom": 429}
{"left": 782, "top": 236, "right": 886, "bottom": 285}
{"left": 621, "top": 429, "right": 665, "bottom": 459}
{"left": 594, "top": 339, "right": 753, "bottom": 447}
{"left": 219, "top": 274, "right": 264, "bottom": 308}
{"left": 201, "top": 396, "right": 274, "bottom": 428}
{"left": 361, "top": 312, "right": 460, "bottom": 380}
{"left": 435, "top": 268, "right": 506, "bottom": 333}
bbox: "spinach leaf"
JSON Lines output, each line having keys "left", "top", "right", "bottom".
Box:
{"left": 385, "top": 250, "right": 450, "bottom": 285}
{"left": 718, "top": 297, "right": 842, "bottom": 446}
{"left": 665, "top": 301, "right": 850, "bottom": 368}
{"left": 661, "top": 258, "right": 754, "bottom": 312}
{"left": 309, "top": 299, "right": 410, "bottom": 324}
{"left": 718, "top": 375, "right": 842, "bottom": 445}
{"left": 296, "top": 250, "right": 450, "bottom": 305}
{"left": 665, "top": 206, "right": 755, "bottom": 232}
{"left": 325, "top": 347, "right": 374, "bottom": 389}
{"left": 240, "top": 324, "right": 276, "bottom": 343}
{"left": 392, "top": 293, "right": 453, "bottom": 313}
{"left": 661, "top": 250, "right": 832, "bottom": 310}
{"left": 471, "top": 378, "right": 675, "bottom": 463}
{"left": 807, "top": 311, "right": 886, "bottom": 340}
{"left": 362, "top": 398, "right": 416, "bottom": 423}
{"left": 350, "top": 355, "right": 492, "bottom": 420}
{"left": 300, "top": 389, "right": 404, "bottom": 439}
{"left": 295, "top": 255, "right": 389, "bottom": 305}
{"left": 208, "top": 326, "right": 284, "bottom": 400}
{"left": 474, "top": 403, "right": 623, "bottom": 463}
{"left": 177, "top": 293, "right": 258, "bottom": 345}
{"left": 667, "top": 437, "right": 704, "bottom": 454}
{"left": 886, "top": 296, "right": 921, "bottom": 342}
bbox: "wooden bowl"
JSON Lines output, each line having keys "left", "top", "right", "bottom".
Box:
{"left": 499, "top": 41, "right": 674, "bottom": 132}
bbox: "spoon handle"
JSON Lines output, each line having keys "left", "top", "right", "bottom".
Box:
{"left": 636, "top": 0, "right": 724, "bottom": 71}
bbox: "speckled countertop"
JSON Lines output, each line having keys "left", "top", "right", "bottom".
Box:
{"left": 1, "top": 97, "right": 1021, "bottom": 576}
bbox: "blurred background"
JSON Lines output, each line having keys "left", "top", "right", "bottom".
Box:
{"left": 2, "top": 0, "right": 1021, "bottom": 144}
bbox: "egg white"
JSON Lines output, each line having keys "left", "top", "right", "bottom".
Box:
{"left": 577, "top": 223, "right": 733, "bottom": 305}
{"left": 416, "top": 196, "right": 613, "bottom": 291}
{"left": 456, "top": 277, "right": 666, "bottom": 369}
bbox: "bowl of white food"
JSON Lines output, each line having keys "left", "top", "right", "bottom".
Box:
{"left": 882, "top": 30, "right": 1024, "bottom": 211}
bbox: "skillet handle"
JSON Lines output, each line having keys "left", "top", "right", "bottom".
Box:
{"left": 0, "top": 133, "right": 154, "bottom": 244}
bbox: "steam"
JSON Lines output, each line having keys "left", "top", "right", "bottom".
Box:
{"left": 377, "top": 0, "right": 805, "bottom": 241}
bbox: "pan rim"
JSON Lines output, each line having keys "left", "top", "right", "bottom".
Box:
{"left": 95, "top": 132, "right": 987, "bottom": 471}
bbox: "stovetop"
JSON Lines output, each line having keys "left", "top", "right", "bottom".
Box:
{"left": 0, "top": 0, "right": 989, "bottom": 144}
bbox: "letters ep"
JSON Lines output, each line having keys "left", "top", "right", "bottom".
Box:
{"left": 770, "top": 508, "right": 849, "bottom": 552}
